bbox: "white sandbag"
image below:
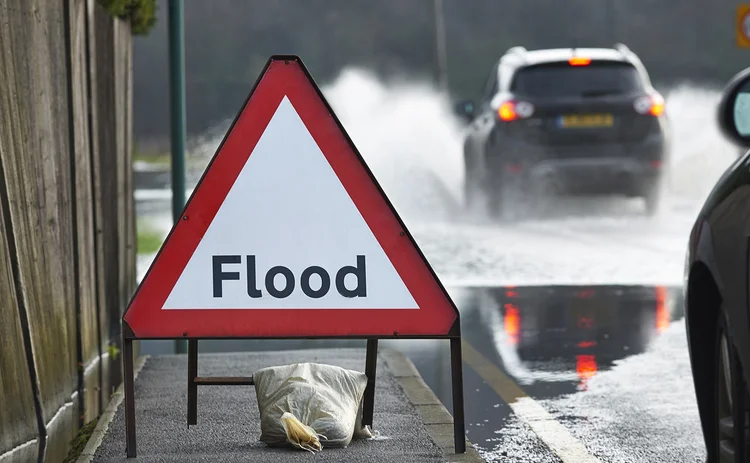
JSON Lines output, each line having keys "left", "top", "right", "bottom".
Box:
{"left": 253, "top": 363, "right": 371, "bottom": 451}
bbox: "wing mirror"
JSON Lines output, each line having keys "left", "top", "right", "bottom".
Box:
{"left": 453, "top": 99, "right": 476, "bottom": 122}
{"left": 717, "top": 66, "right": 750, "bottom": 148}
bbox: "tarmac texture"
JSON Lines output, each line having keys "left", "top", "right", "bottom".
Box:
{"left": 88, "top": 347, "right": 480, "bottom": 462}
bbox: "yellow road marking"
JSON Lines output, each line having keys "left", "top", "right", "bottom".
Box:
{"left": 462, "top": 340, "right": 602, "bottom": 463}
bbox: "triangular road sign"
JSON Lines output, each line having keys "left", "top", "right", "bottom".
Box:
{"left": 124, "top": 55, "right": 459, "bottom": 339}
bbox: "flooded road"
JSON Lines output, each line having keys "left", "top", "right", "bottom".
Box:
{"left": 136, "top": 281, "right": 703, "bottom": 462}
{"left": 438, "top": 285, "right": 702, "bottom": 462}
{"left": 134, "top": 160, "right": 706, "bottom": 461}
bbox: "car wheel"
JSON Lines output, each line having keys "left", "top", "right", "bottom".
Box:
{"left": 644, "top": 187, "right": 661, "bottom": 216}
{"left": 486, "top": 183, "right": 514, "bottom": 221}
{"left": 714, "top": 310, "right": 749, "bottom": 462}
{"left": 463, "top": 169, "right": 488, "bottom": 216}
{"left": 463, "top": 175, "right": 477, "bottom": 208}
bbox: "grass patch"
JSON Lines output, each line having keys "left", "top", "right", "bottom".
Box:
{"left": 133, "top": 151, "right": 171, "bottom": 167}
{"left": 137, "top": 223, "right": 164, "bottom": 255}
{"left": 133, "top": 151, "right": 207, "bottom": 170}
{"left": 62, "top": 418, "right": 98, "bottom": 463}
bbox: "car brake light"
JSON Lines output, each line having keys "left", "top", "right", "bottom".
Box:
{"left": 569, "top": 57, "right": 591, "bottom": 66}
{"left": 503, "top": 303, "right": 520, "bottom": 344}
{"left": 634, "top": 93, "right": 665, "bottom": 116}
{"left": 498, "top": 100, "right": 534, "bottom": 121}
{"left": 576, "top": 354, "right": 598, "bottom": 390}
{"left": 655, "top": 286, "right": 670, "bottom": 333}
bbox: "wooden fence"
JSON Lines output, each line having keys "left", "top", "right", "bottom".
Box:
{"left": 0, "top": 0, "right": 136, "bottom": 461}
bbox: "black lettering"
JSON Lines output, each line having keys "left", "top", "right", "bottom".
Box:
{"left": 246, "top": 255, "right": 262, "bottom": 298}
{"left": 301, "top": 266, "right": 331, "bottom": 298}
{"left": 265, "top": 266, "right": 295, "bottom": 298}
{"left": 336, "top": 255, "right": 367, "bottom": 297}
{"left": 212, "top": 255, "right": 241, "bottom": 298}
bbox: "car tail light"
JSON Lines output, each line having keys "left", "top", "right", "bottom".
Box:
{"left": 655, "top": 286, "right": 670, "bottom": 333}
{"left": 503, "top": 303, "right": 520, "bottom": 344}
{"left": 576, "top": 354, "right": 598, "bottom": 390}
{"left": 633, "top": 93, "right": 665, "bottom": 116}
{"left": 569, "top": 56, "right": 591, "bottom": 66}
{"left": 498, "top": 100, "right": 534, "bottom": 121}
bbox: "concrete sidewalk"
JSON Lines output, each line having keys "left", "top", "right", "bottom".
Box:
{"left": 78, "top": 347, "right": 484, "bottom": 462}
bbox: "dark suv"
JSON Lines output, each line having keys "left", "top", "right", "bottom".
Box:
{"left": 456, "top": 44, "right": 671, "bottom": 218}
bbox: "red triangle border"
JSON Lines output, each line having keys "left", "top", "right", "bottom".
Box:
{"left": 124, "top": 55, "right": 460, "bottom": 339}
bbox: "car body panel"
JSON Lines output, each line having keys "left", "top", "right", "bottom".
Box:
{"left": 684, "top": 148, "right": 750, "bottom": 456}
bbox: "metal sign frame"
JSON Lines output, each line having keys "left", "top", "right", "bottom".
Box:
{"left": 121, "top": 329, "right": 465, "bottom": 458}
{"left": 120, "top": 55, "right": 465, "bottom": 458}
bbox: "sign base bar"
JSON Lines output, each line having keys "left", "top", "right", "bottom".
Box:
{"left": 194, "top": 376, "right": 255, "bottom": 386}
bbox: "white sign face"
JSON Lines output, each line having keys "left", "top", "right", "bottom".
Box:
{"left": 163, "top": 96, "right": 418, "bottom": 310}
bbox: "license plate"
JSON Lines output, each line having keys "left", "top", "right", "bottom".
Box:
{"left": 558, "top": 113, "right": 614, "bottom": 128}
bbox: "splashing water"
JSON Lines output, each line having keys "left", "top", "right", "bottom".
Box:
{"left": 662, "top": 83, "right": 738, "bottom": 200}
{"left": 185, "top": 69, "right": 740, "bottom": 224}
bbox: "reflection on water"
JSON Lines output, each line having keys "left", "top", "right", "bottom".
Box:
{"left": 136, "top": 282, "right": 684, "bottom": 456}
{"left": 139, "top": 283, "right": 683, "bottom": 403}
{"left": 474, "top": 284, "right": 683, "bottom": 392}
{"left": 446, "top": 284, "right": 685, "bottom": 453}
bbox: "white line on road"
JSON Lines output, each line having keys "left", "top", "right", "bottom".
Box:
{"left": 462, "top": 340, "right": 602, "bottom": 463}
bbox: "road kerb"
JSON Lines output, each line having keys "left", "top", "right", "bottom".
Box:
{"left": 76, "top": 355, "right": 149, "bottom": 463}
{"left": 380, "top": 347, "right": 485, "bottom": 463}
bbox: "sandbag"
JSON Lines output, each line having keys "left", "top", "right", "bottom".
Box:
{"left": 253, "top": 363, "right": 373, "bottom": 451}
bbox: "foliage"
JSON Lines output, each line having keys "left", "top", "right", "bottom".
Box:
{"left": 97, "top": 0, "right": 157, "bottom": 35}
{"left": 133, "top": 151, "right": 171, "bottom": 166}
{"left": 62, "top": 418, "right": 99, "bottom": 463}
{"left": 137, "top": 222, "right": 164, "bottom": 255}
{"left": 107, "top": 343, "right": 121, "bottom": 360}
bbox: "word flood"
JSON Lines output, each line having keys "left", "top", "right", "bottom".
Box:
{"left": 212, "top": 255, "right": 367, "bottom": 299}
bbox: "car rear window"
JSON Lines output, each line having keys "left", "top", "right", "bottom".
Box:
{"left": 510, "top": 61, "right": 644, "bottom": 99}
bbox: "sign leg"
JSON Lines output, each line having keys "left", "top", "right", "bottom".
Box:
{"left": 450, "top": 338, "right": 466, "bottom": 454}
{"left": 187, "top": 339, "right": 198, "bottom": 426}
{"left": 362, "top": 339, "right": 378, "bottom": 427}
{"left": 124, "top": 338, "right": 136, "bottom": 458}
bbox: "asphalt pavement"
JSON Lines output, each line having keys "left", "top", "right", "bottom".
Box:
{"left": 82, "top": 348, "right": 483, "bottom": 462}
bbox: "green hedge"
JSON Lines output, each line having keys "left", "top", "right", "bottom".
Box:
{"left": 97, "top": 0, "right": 157, "bottom": 35}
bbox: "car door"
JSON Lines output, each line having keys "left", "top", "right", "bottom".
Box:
{"left": 702, "top": 151, "right": 750, "bottom": 381}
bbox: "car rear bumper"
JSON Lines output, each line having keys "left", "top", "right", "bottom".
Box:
{"left": 527, "top": 157, "right": 662, "bottom": 194}
{"left": 487, "top": 138, "right": 667, "bottom": 195}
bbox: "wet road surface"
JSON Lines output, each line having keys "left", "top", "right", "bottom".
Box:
{"left": 432, "top": 285, "right": 704, "bottom": 462}
{"left": 135, "top": 174, "right": 707, "bottom": 462}
{"left": 138, "top": 284, "right": 705, "bottom": 462}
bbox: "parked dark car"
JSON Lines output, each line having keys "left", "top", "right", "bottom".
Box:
{"left": 685, "top": 66, "right": 750, "bottom": 462}
{"left": 455, "top": 44, "right": 671, "bottom": 219}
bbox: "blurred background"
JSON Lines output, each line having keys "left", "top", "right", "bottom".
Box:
{"left": 134, "top": 0, "right": 739, "bottom": 147}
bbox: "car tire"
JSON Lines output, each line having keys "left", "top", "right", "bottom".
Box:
{"left": 488, "top": 183, "right": 516, "bottom": 221}
{"left": 644, "top": 187, "right": 661, "bottom": 216}
{"left": 714, "top": 309, "right": 749, "bottom": 462}
{"left": 463, "top": 169, "right": 489, "bottom": 217}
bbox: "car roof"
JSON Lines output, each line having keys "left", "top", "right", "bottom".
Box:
{"left": 502, "top": 47, "right": 632, "bottom": 67}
